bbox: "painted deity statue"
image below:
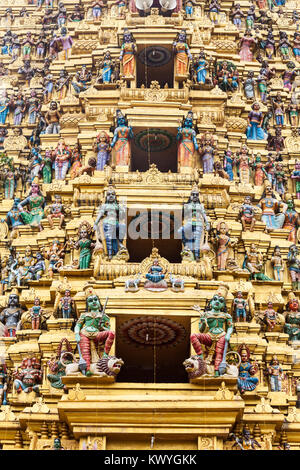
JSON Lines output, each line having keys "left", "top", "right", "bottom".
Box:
{"left": 282, "top": 197, "right": 299, "bottom": 244}
{"left": 291, "top": 160, "right": 300, "bottom": 199}
{"left": 94, "top": 187, "right": 127, "bottom": 260}
{"left": 41, "top": 150, "right": 53, "bottom": 183}
{"left": 173, "top": 30, "right": 192, "bottom": 77}
{"left": 284, "top": 295, "right": 300, "bottom": 342}
{"left": 46, "top": 240, "right": 65, "bottom": 278}
{"left": 231, "top": 428, "right": 261, "bottom": 450}
{"left": 253, "top": 154, "right": 267, "bottom": 186}
{"left": 1, "top": 198, "right": 24, "bottom": 238}
{"left": 74, "top": 222, "right": 95, "bottom": 270}
{"left": 213, "top": 221, "right": 236, "bottom": 271}
{"left": 56, "top": 290, "right": 75, "bottom": 319}
{"left": 236, "top": 144, "right": 252, "bottom": 185}
{"left": 13, "top": 357, "right": 42, "bottom": 394}
{"left": 243, "top": 243, "right": 272, "bottom": 281}
{"left": 246, "top": 102, "right": 267, "bottom": 141}
{"left": 28, "top": 298, "right": 44, "bottom": 330}
{"left": 47, "top": 194, "right": 65, "bottom": 230}
{"left": 45, "top": 101, "right": 60, "bottom": 134}
{"left": 239, "top": 30, "right": 256, "bottom": 62}
{"left": 193, "top": 50, "right": 208, "bottom": 85}
{"left": 267, "top": 356, "right": 283, "bottom": 392}
{"left": 0, "top": 90, "right": 10, "bottom": 125}
{"left": 47, "top": 339, "right": 74, "bottom": 391}
{"left": 258, "top": 185, "right": 286, "bottom": 231}
{"left": 71, "top": 65, "right": 92, "bottom": 94}
{"left": 271, "top": 246, "right": 284, "bottom": 281}
{"left": 144, "top": 258, "right": 168, "bottom": 291}
{"left": 97, "top": 51, "right": 115, "bottom": 84}
{"left": 223, "top": 148, "right": 235, "bottom": 181}
{"left": 58, "top": 27, "right": 73, "bottom": 60}
{"left": 177, "top": 111, "right": 198, "bottom": 169}
{"left": 93, "top": 132, "right": 111, "bottom": 170}
{"left": 191, "top": 293, "right": 233, "bottom": 376}
{"left": 199, "top": 132, "right": 215, "bottom": 174}
{"left": 18, "top": 182, "right": 45, "bottom": 231}
{"left": 237, "top": 344, "right": 259, "bottom": 393}
{"left": 75, "top": 289, "right": 115, "bottom": 376}
{"left": 263, "top": 302, "right": 279, "bottom": 331}
{"left": 178, "top": 187, "right": 210, "bottom": 262}
{"left": 232, "top": 292, "right": 249, "bottom": 322}
{"left": 54, "top": 138, "right": 72, "bottom": 180}
{"left": 119, "top": 29, "right": 136, "bottom": 80}
{"left": 110, "top": 110, "right": 133, "bottom": 167}
{"left": 239, "top": 196, "right": 256, "bottom": 232}
{"left": 287, "top": 244, "right": 300, "bottom": 291}
{"left": 0, "top": 365, "right": 7, "bottom": 405}
{"left": 0, "top": 293, "right": 23, "bottom": 337}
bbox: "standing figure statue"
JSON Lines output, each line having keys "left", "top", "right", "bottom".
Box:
{"left": 192, "top": 50, "right": 209, "bottom": 85}
{"left": 0, "top": 293, "right": 23, "bottom": 337}
{"left": 271, "top": 246, "right": 284, "bottom": 281}
{"left": 173, "top": 30, "right": 192, "bottom": 77}
{"left": 282, "top": 197, "right": 299, "bottom": 244}
{"left": 0, "top": 365, "right": 8, "bottom": 405}
{"left": 232, "top": 291, "right": 249, "bottom": 322}
{"left": 287, "top": 244, "right": 300, "bottom": 291}
{"left": 239, "top": 196, "right": 256, "bottom": 232}
{"left": 190, "top": 291, "right": 233, "bottom": 376}
{"left": 267, "top": 355, "right": 283, "bottom": 392}
{"left": 212, "top": 221, "right": 237, "bottom": 271}
{"left": 284, "top": 294, "right": 300, "bottom": 342}
{"left": 119, "top": 29, "right": 136, "bottom": 80}
{"left": 291, "top": 160, "right": 300, "bottom": 199}
{"left": 93, "top": 131, "right": 111, "bottom": 170}
{"left": 28, "top": 298, "right": 44, "bottom": 330}
{"left": 94, "top": 186, "right": 127, "bottom": 260}
{"left": 110, "top": 110, "right": 133, "bottom": 167}
{"left": 236, "top": 144, "right": 252, "bottom": 185}
{"left": 45, "top": 101, "right": 61, "bottom": 135}
{"left": 178, "top": 186, "right": 210, "bottom": 262}
{"left": 199, "top": 132, "right": 215, "bottom": 174}
{"left": 54, "top": 138, "right": 72, "bottom": 180}
{"left": 58, "top": 27, "right": 73, "bottom": 60}
{"left": 246, "top": 102, "right": 267, "bottom": 141}
{"left": 177, "top": 111, "right": 198, "bottom": 170}
{"left": 0, "top": 90, "right": 10, "bottom": 125}
{"left": 74, "top": 222, "right": 95, "bottom": 270}
{"left": 56, "top": 290, "right": 75, "bottom": 319}
{"left": 97, "top": 51, "right": 116, "bottom": 84}
{"left": 75, "top": 289, "right": 114, "bottom": 376}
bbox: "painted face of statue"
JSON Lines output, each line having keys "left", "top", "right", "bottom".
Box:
{"left": 210, "top": 294, "right": 226, "bottom": 312}
{"left": 241, "top": 351, "right": 248, "bottom": 362}
{"left": 191, "top": 190, "right": 199, "bottom": 203}
{"left": 106, "top": 189, "right": 116, "bottom": 203}
{"left": 80, "top": 228, "right": 87, "bottom": 239}
{"left": 87, "top": 294, "right": 101, "bottom": 312}
{"left": 289, "top": 298, "right": 299, "bottom": 312}
{"left": 8, "top": 293, "right": 19, "bottom": 308}
{"left": 287, "top": 199, "right": 294, "bottom": 210}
